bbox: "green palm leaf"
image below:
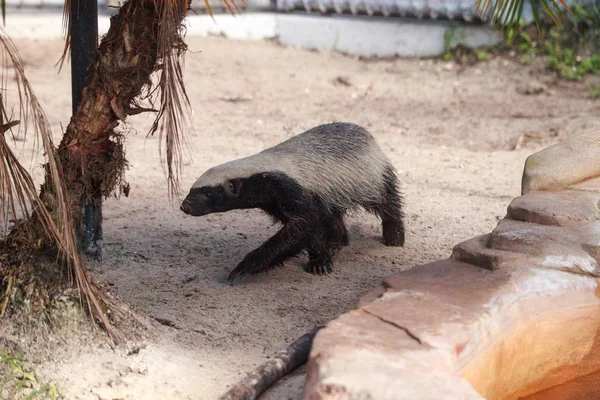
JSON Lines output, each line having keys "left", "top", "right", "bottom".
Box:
{"left": 477, "top": 0, "right": 572, "bottom": 41}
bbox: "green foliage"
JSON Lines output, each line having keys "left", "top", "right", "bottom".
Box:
{"left": 476, "top": 50, "right": 493, "bottom": 60}
{"left": 443, "top": 26, "right": 472, "bottom": 61}
{"left": 0, "top": 349, "right": 62, "bottom": 400}
{"left": 442, "top": 25, "right": 495, "bottom": 64}
{"left": 546, "top": 44, "right": 599, "bottom": 80}
{"left": 513, "top": 2, "right": 600, "bottom": 81}
{"left": 443, "top": 26, "right": 458, "bottom": 60}
{"left": 477, "top": 0, "right": 571, "bottom": 41}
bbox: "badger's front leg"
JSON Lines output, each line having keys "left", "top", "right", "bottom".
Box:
{"left": 227, "top": 218, "right": 309, "bottom": 281}
{"left": 305, "top": 247, "right": 333, "bottom": 276}
{"left": 303, "top": 211, "right": 339, "bottom": 275}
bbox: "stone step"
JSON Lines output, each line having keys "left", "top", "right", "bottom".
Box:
{"left": 506, "top": 190, "right": 600, "bottom": 227}
{"left": 306, "top": 258, "right": 600, "bottom": 399}
{"left": 305, "top": 130, "right": 600, "bottom": 400}
{"left": 489, "top": 219, "right": 599, "bottom": 276}
{"left": 451, "top": 234, "right": 527, "bottom": 271}
{"left": 570, "top": 176, "right": 600, "bottom": 192}
{"left": 522, "top": 130, "right": 600, "bottom": 194}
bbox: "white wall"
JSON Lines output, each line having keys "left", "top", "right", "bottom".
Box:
{"left": 1, "top": 10, "right": 501, "bottom": 58}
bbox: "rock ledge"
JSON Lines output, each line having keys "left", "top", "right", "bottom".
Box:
{"left": 303, "top": 131, "right": 600, "bottom": 400}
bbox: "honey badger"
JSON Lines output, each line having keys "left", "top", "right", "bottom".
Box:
{"left": 180, "top": 122, "right": 405, "bottom": 281}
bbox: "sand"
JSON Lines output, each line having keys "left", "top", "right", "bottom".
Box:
{"left": 2, "top": 35, "right": 599, "bottom": 400}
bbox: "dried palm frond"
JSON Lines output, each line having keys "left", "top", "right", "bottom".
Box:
{"left": 477, "top": 0, "right": 572, "bottom": 40}
{"left": 147, "top": 0, "right": 194, "bottom": 201}
{"left": 58, "top": 0, "right": 239, "bottom": 202}
{"left": 57, "top": 0, "right": 72, "bottom": 72}
{"left": 0, "top": 29, "right": 121, "bottom": 341}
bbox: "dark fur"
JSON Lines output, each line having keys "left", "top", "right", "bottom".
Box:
{"left": 181, "top": 169, "right": 404, "bottom": 281}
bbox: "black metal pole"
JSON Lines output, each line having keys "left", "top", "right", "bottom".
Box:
{"left": 71, "top": 0, "right": 102, "bottom": 260}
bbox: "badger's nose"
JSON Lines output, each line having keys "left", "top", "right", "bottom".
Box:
{"left": 180, "top": 199, "right": 191, "bottom": 214}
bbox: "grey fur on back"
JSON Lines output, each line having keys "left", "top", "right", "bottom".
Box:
{"left": 192, "top": 122, "right": 394, "bottom": 211}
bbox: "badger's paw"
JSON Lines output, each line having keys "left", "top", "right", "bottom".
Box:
{"left": 382, "top": 221, "right": 405, "bottom": 247}
{"left": 228, "top": 254, "right": 268, "bottom": 281}
{"left": 303, "top": 254, "right": 333, "bottom": 276}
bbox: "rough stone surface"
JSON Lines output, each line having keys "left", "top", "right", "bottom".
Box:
{"left": 304, "top": 258, "right": 600, "bottom": 399}
{"left": 571, "top": 176, "right": 600, "bottom": 193}
{"left": 462, "top": 301, "right": 600, "bottom": 400}
{"left": 507, "top": 190, "right": 600, "bottom": 227}
{"left": 451, "top": 234, "right": 528, "bottom": 270}
{"left": 360, "top": 261, "right": 507, "bottom": 356}
{"left": 304, "top": 305, "right": 485, "bottom": 400}
{"left": 490, "top": 219, "right": 600, "bottom": 276}
{"left": 304, "top": 133, "right": 600, "bottom": 399}
{"left": 579, "top": 221, "right": 600, "bottom": 263}
{"left": 358, "top": 261, "right": 599, "bottom": 363}
{"left": 366, "top": 259, "right": 507, "bottom": 310}
{"left": 522, "top": 130, "right": 600, "bottom": 194}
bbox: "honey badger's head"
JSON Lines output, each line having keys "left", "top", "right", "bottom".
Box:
{"left": 180, "top": 154, "right": 292, "bottom": 217}
{"left": 180, "top": 178, "right": 243, "bottom": 217}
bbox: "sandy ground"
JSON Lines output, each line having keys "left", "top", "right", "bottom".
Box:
{"left": 1, "top": 34, "right": 599, "bottom": 400}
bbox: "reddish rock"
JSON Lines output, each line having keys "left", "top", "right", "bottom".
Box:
{"left": 304, "top": 302, "right": 485, "bottom": 400}
{"left": 356, "top": 284, "right": 386, "bottom": 308}
{"left": 570, "top": 176, "right": 600, "bottom": 193}
{"left": 450, "top": 234, "right": 528, "bottom": 270}
{"left": 449, "top": 216, "right": 600, "bottom": 276}
{"left": 376, "top": 259, "right": 508, "bottom": 305}
{"left": 304, "top": 382, "right": 348, "bottom": 400}
{"left": 303, "top": 131, "right": 600, "bottom": 400}
{"left": 358, "top": 259, "right": 501, "bottom": 308}
{"left": 579, "top": 221, "right": 600, "bottom": 263}
{"left": 490, "top": 219, "right": 599, "bottom": 276}
{"left": 507, "top": 190, "right": 600, "bottom": 227}
{"left": 304, "top": 259, "right": 600, "bottom": 399}
{"left": 521, "top": 130, "right": 600, "bottom": 194}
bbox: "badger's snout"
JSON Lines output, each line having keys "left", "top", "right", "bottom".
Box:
{"left": 180, "top": 198, "right": 193, "bottom": 215}
{"left": 180, "top": 192, "right": 211, "bottom": 216}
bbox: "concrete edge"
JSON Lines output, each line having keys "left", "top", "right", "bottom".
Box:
{"left": 2, "top": 10, "right": 501, "bottom": 57}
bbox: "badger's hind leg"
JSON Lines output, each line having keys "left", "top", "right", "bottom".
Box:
{"left": 367, "top": 167, "right": 405, "bottom": 247}
{"left": 303, "top": 220, "right": 334, "bottom": 276}
{"left": 325, "top": 211, "right": 349, "bottom": 256}
{"left": 303, "top": 207, "right": 342, "bottom": 276}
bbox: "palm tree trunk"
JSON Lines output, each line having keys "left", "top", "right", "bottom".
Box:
{"left": 42, "top": 0, "right": 183, "bottom": 247}
{"left": 38, "top": 1, "right": 153, "bottom": 255}
{"left": 3, "top": 0, "right": 189, "bottom": 339}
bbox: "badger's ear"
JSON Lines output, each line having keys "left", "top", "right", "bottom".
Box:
{"left": 224, "top": 179, "right": 241, "bottom": 197}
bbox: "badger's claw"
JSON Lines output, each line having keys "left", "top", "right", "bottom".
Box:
{"left": 228, "top": 253, "right": 268, "bottom": 281}
{"left": 228, "top": 262, "right": 251, "bottom": 281}
{"left": 303, "top": 256, "right": 333, "bottom": 276}
{"left": 227, "top": 267, "right": 244, "bottom": 281}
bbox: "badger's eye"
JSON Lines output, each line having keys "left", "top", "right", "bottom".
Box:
{"left": 224, "top": 180, "right": 240, "bottom": 196}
